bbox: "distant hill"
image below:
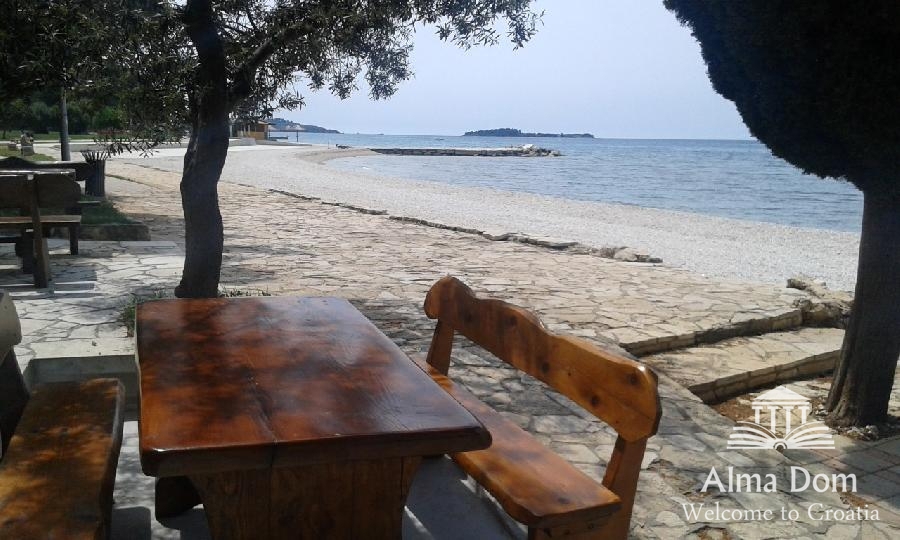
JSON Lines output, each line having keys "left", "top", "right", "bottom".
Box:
{"left": 267, "top": 117, "right": 340, "bottom": 133}
{"left": 463, "top": 128, "right": 594, "bottom": 138}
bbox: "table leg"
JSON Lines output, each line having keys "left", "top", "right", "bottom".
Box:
{"left": 155, "top": 476, "right": 202, "bottom": 519}
{"left": 188, "top": 456, "right": 422, "bottom": 540}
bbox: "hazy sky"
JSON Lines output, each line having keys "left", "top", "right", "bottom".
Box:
{"left": 279, "top": 0, "right": 752, "bottom": 139}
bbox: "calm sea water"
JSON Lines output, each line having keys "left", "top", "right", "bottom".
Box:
{"left": 271, "top": 133, "right": 863, "bottom": 232}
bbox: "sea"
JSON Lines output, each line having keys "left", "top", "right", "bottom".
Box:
{"left": 269, "top": 133, "right": 863, "bottom": 233}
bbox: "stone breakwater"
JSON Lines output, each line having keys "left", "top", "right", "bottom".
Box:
{"left": 369, "top": 145, "right": 560, "bottom": 157}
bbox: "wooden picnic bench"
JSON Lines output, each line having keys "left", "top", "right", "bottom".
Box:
{"left": 0, "top": 157, "right": 102, "bottom": 253}
{"left": 0, "top": 291, "right": 125, "bottom": 539}
{"left": 419, "top": 277, "right": 662, "bottom": 540}
{"left": 0, "top": 170, "right": 83, "bottom": 287}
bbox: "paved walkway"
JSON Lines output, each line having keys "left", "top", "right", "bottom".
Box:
{"left": 1, "top": 162, "right": 897, "bottom": 539}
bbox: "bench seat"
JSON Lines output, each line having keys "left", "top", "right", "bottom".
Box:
{"left": 0, "top": 378, "right": 125, "bottom": 539}
{"left": 0, "top": 215, "right": 82, "bottom": 228}
{"left": 0, "top": 215, "right": 83, "bottom": 258}
{"left": 415, "top": 358, "right": 621, "bottom": 531}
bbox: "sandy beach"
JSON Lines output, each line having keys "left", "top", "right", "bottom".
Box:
{"left": 116, "top": 144, "right": 861, "bottom": 291}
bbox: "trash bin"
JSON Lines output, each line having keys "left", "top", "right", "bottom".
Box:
{"left": 80, "top": 149, "right": 107, "bottom": 197}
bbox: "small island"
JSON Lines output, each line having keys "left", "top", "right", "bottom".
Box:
{"left": 463, "top": 128, "right": 594, "bottom": 138}
{"left": 267, "top": 117, "right": 340, "bottom": 133}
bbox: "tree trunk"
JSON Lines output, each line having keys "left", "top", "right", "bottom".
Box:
{"left": 59, "top": 87, "right": 70, "bottom": 161}
{"left": 826, "top": 192, "right": 900, "bottom": 427}
{"left": 174, "top": 0, "right": 230, "bottom": 299}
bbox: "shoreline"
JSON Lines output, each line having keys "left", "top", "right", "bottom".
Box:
{"left": 115, "top": 145, "right": 860, "bottom": 291}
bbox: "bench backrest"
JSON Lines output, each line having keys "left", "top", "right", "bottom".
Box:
{"left": 0, "top": 172, "right": 82, "bottom": 211}
{"left": 0, "top": 292, "right": 28, "bottom": 456}
{"left": 424, "top": 276, "right": 661, "bottom": 441}
{"left": 423, "top": 276, "right": 662, "bottom": 538}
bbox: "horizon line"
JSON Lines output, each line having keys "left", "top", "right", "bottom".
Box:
{"left": 270, "top": 130, "right": 756, "bottom": 142}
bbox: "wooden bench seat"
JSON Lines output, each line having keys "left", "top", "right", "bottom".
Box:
{"left": 421, "top": 277, "right": 662, "bottom": 539}
{"left": 0, "top": 214, "right": 84, "bottom": 254}
{"left": 416, "top": 358, "right": 622, "bottom": 530}
{"left": 0, "top": 215, "right": 83, "bottom": 227}
{"left": 0, "top": 215, "right": 83, "bottom": 244}
{"left": 0, "top": 379, "right": 125, "bottom": 539}
{"left": 0, "top": 292, "right": 125, "bottom": 539}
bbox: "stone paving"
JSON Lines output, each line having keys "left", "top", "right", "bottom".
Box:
{"left": 0, "top": 161, "right": 897, "bottom": 539}
{"left": 0, "top": 239, "right": 182, "bottom": 370}
{"left": 644, "top": 328, "right": 845, "bottom": 403}
{"left": 107, "top": 162, "right": 813, "bottom": 356}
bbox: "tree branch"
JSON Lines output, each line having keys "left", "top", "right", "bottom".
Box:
{"left": 228, "top": 25, "right": 302, "bottom": 107}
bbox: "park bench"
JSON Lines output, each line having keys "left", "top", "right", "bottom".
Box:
{"left": 0, "top": 171, "right": 83, "bottom": 288}
{"left": 0, "top": 291, "right": 125, "bottom": 539}
{"left": 419, "top": 276, "right": 661, "bottom": 539}
{"left": 0, "top": 156, "right": 101, "bottom": 253}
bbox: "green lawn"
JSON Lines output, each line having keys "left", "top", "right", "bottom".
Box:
{"left": 27, "top": 132, "right": 96, "bottom": 142}
{"left": 80, "top": 200, "right": 134, "bottom": 225}
{"left": 0, "top": 147, "right": 55, "bottom": 161}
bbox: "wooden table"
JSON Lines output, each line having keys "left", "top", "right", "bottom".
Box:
{"left": 137, "top": 296, "right": 491, "bottom": 539}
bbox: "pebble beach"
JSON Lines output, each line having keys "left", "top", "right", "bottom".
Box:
{"left": 120, "top": 145, "right": 861, "bottom": 291}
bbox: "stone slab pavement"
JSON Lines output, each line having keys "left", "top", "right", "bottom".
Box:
{"left": 643, "top": 328, "right": 846, "bottom": 403}
{"left": 0, "top": 164, "right": 896, "bottom": 538}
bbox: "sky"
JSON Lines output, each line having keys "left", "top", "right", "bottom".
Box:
{"left": 278, "top": 0, "right": 752, "bottom": 140}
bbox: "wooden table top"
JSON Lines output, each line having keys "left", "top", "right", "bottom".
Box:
{"left": 137, "top": 296, "right": 490, "bottom": 477}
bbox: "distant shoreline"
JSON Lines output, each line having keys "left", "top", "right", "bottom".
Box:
{"left": 463, "top": 128, "right": 594, "bottom": 138}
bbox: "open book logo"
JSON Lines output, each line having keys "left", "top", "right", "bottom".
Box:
{"left": 727, "top": 386, "right": 834, "bottom": 450}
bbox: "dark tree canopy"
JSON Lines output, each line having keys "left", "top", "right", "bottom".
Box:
{"left": 665, "top": 2, "right": 900, "bottom": 195}
{"left": 82, "top": 0, "right": 542, "bottom": 139}
{"left": 666, "top": 1, "right": 900, "bottom": 427}
{"left": 2, "top": 0, "right": 540, "bottom": 298}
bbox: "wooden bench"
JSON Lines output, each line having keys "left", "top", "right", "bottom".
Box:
{"left": 0, "top": 291, "right": 125, "bottom": 539}
{"left": 419, "top": 277, "right": 662, "bottom": 540}
{"left": 0, "top": 157, "right": 99, "bottom": 254}
{"left": 0, "top": 171, "right": 83, "bottom": 287}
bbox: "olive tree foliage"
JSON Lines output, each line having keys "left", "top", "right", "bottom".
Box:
{"left": 0, "top": 1, "right": 128, "bottom": 157}
{"left": 664, "top": 1, "right": 900, "bottom": 426}
{"left": 12, "top": 0, "right": 538, "bottom": 298}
